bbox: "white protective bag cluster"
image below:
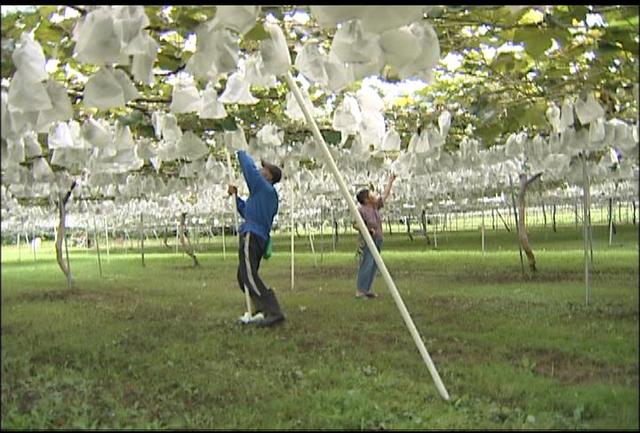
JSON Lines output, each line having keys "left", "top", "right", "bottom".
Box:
{"left": 74, "top": 6, "right": 158, "bottom": 84}
{"left": 300, "top": 6, "right": 438, "bottom": 88}
{"left": 4, "top": 33, "right": 73, "bottom": 140}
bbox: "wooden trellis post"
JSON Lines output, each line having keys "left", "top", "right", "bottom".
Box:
{"left": 93, "top": 215, "right": 102, "bottom": 277}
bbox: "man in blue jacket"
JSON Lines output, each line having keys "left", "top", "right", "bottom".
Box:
{"left": 228, "top": 150, "right": 285, "bottom": 327}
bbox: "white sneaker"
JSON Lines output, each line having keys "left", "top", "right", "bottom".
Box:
{"left": 238, "top": 312, "right": 265, "bottom": 324}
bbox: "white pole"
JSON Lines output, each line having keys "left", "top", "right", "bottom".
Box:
{"left": 64, "top": 223, "right": 72, "bottom": 289}
{"left": 308, "top": 227, "right": 317, "bottom": 267}
{"left": 331, "top": 206, "right": 336, "bottom": 252}
{"left": 221, "top": 215, "right": 226, "bottom": 259}
{"left": 290, "top": 183, "right": 295, "bottom": 290}
{"left": 17, "top": 232, "right": 21, "bottom": 263}
{"left": 434, "top": 211, "right": 438, "bottom": 248}
{"left": 226, "top": 150, "right": 240, "bottom": 234}
{"left": 320, "top": 207, "right": 325, "bottom": 263}
{"left": 227, "top": 150, "right": 252, "bottom": 315}
{"left": 140, "top": 213, "right": 145, "bottom": 267}
{"left": 581, "top": 154, "right": 591, "bottom": 306}
{"left": 444, "top": 211, "right": 448, "bottom": 241}
{"left": 104, "top": 219, "right": 110, "bottom": 261}
{"left": 93, "top": 215, "right": 103, "bottom": 277}
{"left": 284, "top": 72, "right": 450, "bottom": 401}
{"left": 32, "top": 222, "right": 36, "bottom": 262}
{"left": 481, "top": 200, "right": 486, "bottom": 256}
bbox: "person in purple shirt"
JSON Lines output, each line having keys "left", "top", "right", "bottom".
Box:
{"left": 354, "top": 173, "right": 396, "bottom": 299}
{"left": 228, "top": 150, "right": 285, "bottom": 327}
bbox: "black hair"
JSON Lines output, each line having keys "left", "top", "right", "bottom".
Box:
{"left": 356, "top": 188, "right": 370, "bottom": 205}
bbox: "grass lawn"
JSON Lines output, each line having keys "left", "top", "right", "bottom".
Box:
{"left": 1, "top": 224, "right": 638, "bottom": 429}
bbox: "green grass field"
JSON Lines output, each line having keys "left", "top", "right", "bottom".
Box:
{"left": 1, "top": 224, "right": 638, "bottom": 429}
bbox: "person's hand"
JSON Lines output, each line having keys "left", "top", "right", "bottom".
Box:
{"left": 227, "top": 185, "right": 238, "bottom": 196}
{"left": 390, "top": 172, "right": 397, "bottom": 182}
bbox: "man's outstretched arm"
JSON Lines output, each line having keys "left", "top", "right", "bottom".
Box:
{"left": 237, "top": 150, "right": 269, "bottom": 193}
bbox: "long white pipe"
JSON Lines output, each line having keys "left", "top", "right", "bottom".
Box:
{"left": 227, "top": 150, "right": 252, "bottom": 315}
{"left": 290, "top": 183, "right": 295, "bottom": 290}
{"left": 221, "top": 214, "right": 226, "bottom": 259}
{"left": 226, "top": 150, "right": 240, "bottom": 234}
{"left": 481, "top": 201, "right": 486, "bottom": 256}
{"left": 32, "top": 223, "right": 36, "bottom": 262}
{"left": 93, "top": 215, "right": 103, "bottom": 277}
{"left": 284, "top": 72, "right": 450, "bottom": 401}
{"left": 581, "top": 154, "right": 591, "bottom": 305}
{"left": 434, "top": 211, "right": 438, "bottom": 248}
{"left": 309, "top": 229, "right": 317, "bottom": 267}
{"left": 104, "top": 219, "right": 110, "bottom": 261}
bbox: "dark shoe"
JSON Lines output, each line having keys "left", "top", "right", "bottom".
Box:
{"left": 254, "top": 314, "right": 285, "bottom": 327}
{"left": 355, "top": 291, "right": 368, "bottom": 299}
{"left": 365, "top": 292, "right": 378, "bottom": 298}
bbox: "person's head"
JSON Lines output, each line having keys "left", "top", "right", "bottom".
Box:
{"left": 356, "top": 188, "right": 377, "bottom": 206}
{"left": 260, "top": 160, "right": 282, "bottom": 184}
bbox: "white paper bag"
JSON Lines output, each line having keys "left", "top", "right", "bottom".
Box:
{"left": 575, "top": 93, "right": 605, "bottom": 125}
{"left": 12, "top": 32, "right": 48, "bottom": 83}
{"left": 170, "top": 81, "right": 202, "bottom": 114}
{"left": 260, "top": 22, "right": 291, "bottom": 76}
{"left": 199, "top": 82, "right": 227, "bottom": 119}
{"left": 7, "top": 72, "right": 52, "bottom": 112}
{"left": 83, "top": 68, "right": 126, "bottom": 110}
{"left": 219, "top": 72, "right": 259, "bottom": 104}
{"left": 381, "top": 128, "right": 401, "bottom": 151}
{"left": 212, "top": 5, "right": 260, "bottom": 35}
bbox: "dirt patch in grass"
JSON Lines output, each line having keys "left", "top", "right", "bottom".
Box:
{"left": 515, "top": 348, "right": 638, "bottom": 386}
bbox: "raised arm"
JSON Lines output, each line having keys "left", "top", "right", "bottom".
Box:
{"left": 237, "top": 150, "right": 269, "bottom": 193}
{"left": 381, "top": 173, "right": 397, "bottom": 204}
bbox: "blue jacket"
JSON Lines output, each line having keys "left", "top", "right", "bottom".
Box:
{"left": 235, "top": 150, "right": 279, "bottom": 240}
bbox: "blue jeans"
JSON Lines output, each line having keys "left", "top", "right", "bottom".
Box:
{"left": 356, "top": 238, "right": 383, "bottom": 293}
